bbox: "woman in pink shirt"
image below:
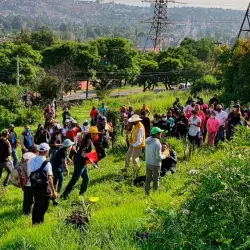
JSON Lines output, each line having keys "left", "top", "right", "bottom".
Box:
{"left": 206, "top": 111, "right": 220, "bottom": 145}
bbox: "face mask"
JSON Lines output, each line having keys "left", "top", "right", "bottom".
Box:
{"left": 211, "top": 115, "right": 215, "bottom": 119}
{"left": 209, "top": 108, "right": 213, "bottom": 111}
{"left": 26, "top": 129, "right": 30, "bottom": 133}
{"left": 40, "top": 127, "right": 44, "bottom": 131}
{"left": 217, "top": 109, "right": 222, "bottom": 112}
{"left": 162, "top": 118, "right": 167, "bottom": 121}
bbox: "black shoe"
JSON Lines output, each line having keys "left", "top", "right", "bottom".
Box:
{"left": 52, "top": 198, "right": 59, "bottom": 206}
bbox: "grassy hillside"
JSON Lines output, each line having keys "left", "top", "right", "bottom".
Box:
{"left": 0, "top": 90, "right": 249, "bottom": 250}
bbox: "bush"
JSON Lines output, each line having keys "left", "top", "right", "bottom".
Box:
{"left": 191, "top": 75, "right": 219, "bottom": 94}
{"left": 143, "top": 128, "right": 250, "bottom": 250}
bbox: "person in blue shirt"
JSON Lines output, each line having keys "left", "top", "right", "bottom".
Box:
{"left": 8, "top": 124, "right": 18, "bottom": 166}
{"left": 98, "top": 103, "right": 107, "bottom": 116}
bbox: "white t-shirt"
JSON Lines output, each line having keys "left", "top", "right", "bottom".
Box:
{"left": 216, "top": 111, "right": 228, "bottom": 126}
{"left": 26, "top": 156, "right": 53, "bottom": 187}
{"left": 188, "top": 116, "right": 201, "bottom": 136}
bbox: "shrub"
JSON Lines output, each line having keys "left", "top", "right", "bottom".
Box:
{"left": 191, "top": 75, "right": 219, "bottom": 94}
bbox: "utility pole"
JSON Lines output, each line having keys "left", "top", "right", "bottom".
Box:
{"left": 16, "top": 55, "right": 20, "bottom": 86}
{"left": 142, "top": 0, "right": 184, "bottom": 52}
{"left": 237, "top": 2, "right": 250, "bottom": 40}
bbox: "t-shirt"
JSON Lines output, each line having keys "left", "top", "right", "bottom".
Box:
{"left": 188, "top": 116, "right": 201, "bottom": 136}
{"left": 51, "top": 147, "right": 68, "bottom": 170}
{"left": 216, "top": 111, "right": 228, "bottom": 126}
{"left": 26, "top": 156, "right": 53, "bottom": 187}
{"left": 0, "top": 138, "right": 11, "bottom": 163}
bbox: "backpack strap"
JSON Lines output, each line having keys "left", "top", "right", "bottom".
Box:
{"left": 30, "top": 160, "right": 49, "bottom": 176}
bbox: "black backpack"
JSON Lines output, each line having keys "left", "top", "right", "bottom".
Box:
{"left": 30, "top": 160, "right": 49, "bottom": 190}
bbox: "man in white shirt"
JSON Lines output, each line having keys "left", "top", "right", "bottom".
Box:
{"left": 215, "top": 104, "right": 228, "bottom": 144}
{"left": 28, "top": 143, "right": 58, "bottom": 225}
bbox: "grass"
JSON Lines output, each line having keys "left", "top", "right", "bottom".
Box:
{"left": 1, "top": 89, "right": 238, "bottom": 250}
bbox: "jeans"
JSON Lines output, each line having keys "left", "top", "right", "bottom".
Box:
{"left": 188, "top": 132, "right": 201, "bottom": 147}
{"left": 12, "top": 149, "right": 19, "bottom": 167}
{"left": 0, "top": 161, "right": 13, "bottom": 186}
{"left": 215, "top": 126, "right": 225, "bottom": 144}
{"left": 62, "top": 164, "right": 89, "bottom": 198}
{"left": 23, "top": 186, "right": 34, "bottom": 215}
{"left": 32, "top": 192, "right": 50, "bottom": 225}
{"left": 53, "top": 167, "right": 64, "bottom": 193}
{"left": 145, "top": 164, "right": 161, "bottom": 195}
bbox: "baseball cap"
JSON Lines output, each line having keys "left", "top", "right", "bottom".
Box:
{"left": 23, "top": 152, "right": 36, "bottom": 161}
{"left": 9, "top": 124, "right": 15, "bottom": 128}
{"left": 151, "top": 127, "right": 164, "bottom": 135}
{"left": 39, "top": 143, "right": 50, "bottom": 152}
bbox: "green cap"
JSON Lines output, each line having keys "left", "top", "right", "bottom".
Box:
{"left": 151, "top": 127, "right": 164, "bottom": 135}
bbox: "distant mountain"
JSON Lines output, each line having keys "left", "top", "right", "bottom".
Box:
{"left": 0, "top": 0, "right": 245, "bottom": 46}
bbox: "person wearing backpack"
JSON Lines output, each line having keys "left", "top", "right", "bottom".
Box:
{"left": 0, "top": 130, "right": 13, "bottom": 187}
{"left": 20, "top": 125, "right": 34, "bottom": 155}
{"left": 27, "top": 143, "right": 58, "bottom": 225}
{"left": 18, "top": 152, "right": 37, "bottom": 215}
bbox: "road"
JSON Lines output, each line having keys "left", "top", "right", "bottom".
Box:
{"left": 63, "top": 86, "right": 168, "bottom": 101}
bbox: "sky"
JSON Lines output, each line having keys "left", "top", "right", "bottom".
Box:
{"left": 105, "top": 0, "right": 249, "bottom": 10}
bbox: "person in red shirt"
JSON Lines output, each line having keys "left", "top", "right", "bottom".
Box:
{"left": 90, "top": 107, "right": 99, "bottom": 125}
{"left": 65, "top": 121, "right": 82, "bottom": 143}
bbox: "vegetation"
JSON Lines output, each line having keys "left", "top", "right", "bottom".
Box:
{"left": 0, "top": 90, "right": 249, "bottom": 250}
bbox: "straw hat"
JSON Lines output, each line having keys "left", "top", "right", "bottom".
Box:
{"left": 89, "top": 126, "right": 100, "bottom": 134}
{"left": 128, "top": 114, "right": 142, "bottom": 123}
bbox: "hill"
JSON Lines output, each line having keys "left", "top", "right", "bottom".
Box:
{"left": 0, "top": 0, "right": 245, "bottom": 46}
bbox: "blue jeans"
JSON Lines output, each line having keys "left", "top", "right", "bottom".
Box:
{"left": 215, "top": 126, "right": 225, "bottom": 144}
{"left": 53, "top": 168, "right": 64, "bottom": 193}
{"left": 12, "top": 149, "right": 19, "bottom": 167}
{"left": 62, "top": 164, "right": 89, "bottom": 198}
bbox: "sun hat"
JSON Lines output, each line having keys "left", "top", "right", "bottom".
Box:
{"left": 128, "top": 114, "right": 142, "bottom": 123}
{"left": 89, "top": 126, "right": 100, "bottom": 134}
{"left": 23, "top": 152, "right": 36, "bottom": 161}
{"left": 151, "top": 127, "right": 164, "bottom": 136}
{"left": 62, "top": 139, "right": 75, "bottom": 148}
{"left": 39, "top": 143, "right": 50, "bottom": 152}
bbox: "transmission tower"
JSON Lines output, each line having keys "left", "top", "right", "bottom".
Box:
{"left": 237, "top": 2, "right": 250, "bottom": 39}
{"left": 142, "top": 0, "right": 184, "bottom": 52}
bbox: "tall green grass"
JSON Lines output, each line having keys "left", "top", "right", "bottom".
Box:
{"left": 1, "top": 90, "right": 233, "bottom": 250}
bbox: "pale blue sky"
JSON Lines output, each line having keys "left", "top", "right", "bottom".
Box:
{"left": 105, "top": 0, "right": 249, "bottom": 9}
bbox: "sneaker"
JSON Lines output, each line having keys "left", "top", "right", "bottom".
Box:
{"left": 93, "top": 163, "right": 99, "bottom": 169}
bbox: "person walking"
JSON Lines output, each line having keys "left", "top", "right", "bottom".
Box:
{"left": 22, "top": 152, "right": 37, "bottom": 215}
{"left": 206, "top": 111, "right": 220, "bottom": 145}
{"left": 27, "top": 143, "right": 58, "bottom": 225}
{"left": 51, "top": 139, "right": 74, "bottom": 193}
{"left": 123, "top": 114, "right": 146, "bottom": 176}
{"left": 0, "top": 130, "right": 13, "bottom": 187}
{"left": 62, "top": 131, "right": 95, "bottom": 199}
{"left": 20, "top": 125, "right": 34, "bottom": 154}
{"left": 145, "top": 127, "right": 168, "bottom": 195}
{"left": 34, "top": 124, "right": 51, "bottom": 145}
{"left": 8, "top": 124, "right": 18, "bottom": 166}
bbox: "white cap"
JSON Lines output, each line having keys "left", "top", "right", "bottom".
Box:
{"left": 23, "top": 152, "right": 36, "bottom": 161}
{"left": 65, "top": 119, "right": 70, "bottom": 123}
{"left": 39, "top": 143, "right": 50, "bottom": 152}
{"left": 83, "top": 119, "right": 88, "bottom": 124}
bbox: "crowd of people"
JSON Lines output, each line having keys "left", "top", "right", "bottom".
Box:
{"left": 0, "top": 95, "right": 249, "bottom": 225}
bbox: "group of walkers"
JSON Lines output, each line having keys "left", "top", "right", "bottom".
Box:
{"left": 0, "top": 94, "right": 249, "bottom": 225}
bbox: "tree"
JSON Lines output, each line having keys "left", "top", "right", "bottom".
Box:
{"left": 220, "top": 39, "right": 250, "bottom": 104}
{"left": 38, "top": 76, "right": 63, "bottom": 100}
{"left": 159, "top": 57, "right": 183, "bottom": 89}
{"left": 15, "top": 29, "right": 56, "bottom": 51}
{"left": 0, "top": 42, "right": 42, "bottom": 85}
{"left": 91, "top": 37, "right": 139, "bottom": 93}
{"left": 191, "top": 75, "right": 219, "bottom": 94}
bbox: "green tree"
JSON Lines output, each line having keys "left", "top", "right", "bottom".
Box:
{"left": 38, "top": 76, "right": 63, "bottom": 100}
